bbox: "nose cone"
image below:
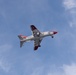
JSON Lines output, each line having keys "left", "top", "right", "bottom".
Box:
{"left": 53, "top": 31, "right": 57, "bottom": 34}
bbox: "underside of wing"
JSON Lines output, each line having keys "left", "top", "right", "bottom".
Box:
{"left": 30, "top": 25, "right": 42, "bottom": 50}
{"left": 30, "top": 25, "right": 41, "bottom": 37}
{"left": 34, "top": 39, "right": 42, "bottom": 50}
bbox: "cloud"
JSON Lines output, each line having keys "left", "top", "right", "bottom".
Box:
{"left": 0, "top": 59, "right": 11, "bottom": 73}
{"left": 47, "top": 63, "right": 76, "bottom": 75}
{"left": 31, "top": 66, "right": 44, "bottom": 75}
{"left": 63, "top": 0, "right": 76, "bottom": 54}
{"left": 63, "top": 0, "right": 76, "bottom": 10}
{"left": 63, "top": 0, "right": 76, "bottom": 27}
{"left": 0, "top": 44, "right": 12, "bottom": 53}
{"left": 63, "top": 63, "right": 76, "bottom": 75}
{"left": 0, "top": 44, "right": 12, "bottom": 73}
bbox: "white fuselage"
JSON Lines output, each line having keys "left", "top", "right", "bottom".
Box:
{"left": 21, "top": 31, "right": 54, "bottom": 42}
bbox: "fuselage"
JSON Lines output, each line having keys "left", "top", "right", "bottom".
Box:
{"left": 21, "top": 31, "right": 56, "bottom": 42}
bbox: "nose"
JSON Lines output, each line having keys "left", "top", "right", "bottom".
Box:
{"left": 53, "top": 31, "right": 57, "bottom": 34}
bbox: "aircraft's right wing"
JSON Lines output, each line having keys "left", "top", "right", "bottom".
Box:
{"left": 30, "top": 25, "right": 41, "bottom": 37}
{"left": 34, "top": 39, "right": 42, "bottom": 50}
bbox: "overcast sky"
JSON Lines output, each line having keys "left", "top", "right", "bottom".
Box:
{"left": 0, "top": 0, "right": 76, "bottom": 75}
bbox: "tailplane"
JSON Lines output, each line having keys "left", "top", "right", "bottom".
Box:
{"left": 20, "top": 41, "right": 24, "bottom": 47}
{"left": 18, "top": 35, "right": 27, "bottom": 47}
{"left": 18, "top": 34, "right": 27, "bottom": 40}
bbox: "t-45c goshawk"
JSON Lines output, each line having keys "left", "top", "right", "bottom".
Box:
{"left": 18, "top": 25, "right": 58, "bottom": 50}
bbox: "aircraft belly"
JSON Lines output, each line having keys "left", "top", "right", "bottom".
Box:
{"left": 40, "top": 34, "right": 49, "bottom": 38}
{"left": 24, "top": 36, "right": 34, "bottom": 41}
{"left": 41, "top": 32, "right": 50, "bottom": 37}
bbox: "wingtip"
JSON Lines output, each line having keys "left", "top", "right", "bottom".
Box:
{"left": 30, "top": 25, "right": 37, "bottom": 31}
{"left": 34, "top": 46, "right": 38, "bottom": 50}
{"left": 30, "top": 25, "right": 35, "bottom": 27}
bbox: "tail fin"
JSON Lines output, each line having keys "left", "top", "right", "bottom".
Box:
{"left": 18, "top": 35, "right": 27, "bottom": 47}
{"left": 18, "top": 35, "right": 27, "bottom": 40}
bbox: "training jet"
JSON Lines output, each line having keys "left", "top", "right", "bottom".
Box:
{"left": 18, "top": 25, "right": 57, "bottom": 50}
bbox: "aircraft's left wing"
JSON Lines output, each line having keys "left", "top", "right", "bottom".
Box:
{"left": 34, "top": 39, "right": 42, "bottom": 50}
{"left": 30, "top": 25, "right": 42, "bottom": 50}
{"left": 30, "top": 25, "right": 41, "bottom": 37}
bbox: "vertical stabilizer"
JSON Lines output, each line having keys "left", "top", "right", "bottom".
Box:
{"left": 18, "top": 35, "right": 26, "bottom": 40}
{"left": 18, "top": 35, "right": 27, "bottom": 47}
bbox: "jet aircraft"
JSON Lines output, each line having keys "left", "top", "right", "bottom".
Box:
{"left": 18, "top": 25, "right": 57, "bottom": 50}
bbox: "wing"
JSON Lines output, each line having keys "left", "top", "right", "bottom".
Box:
{"left": 34, "top": 39, "right": 42, "bottom": 50}
{"left": 30, "top": 25, "right": 42, "bottom": 50}
{"left": 30, "top": 25, "right": 41, "bottom": 37}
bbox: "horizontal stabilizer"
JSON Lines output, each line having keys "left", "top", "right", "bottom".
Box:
{"left": 18, "top": 35, "right": 27, "bottom": 40}
{"left": 20, "top": 41, "right": 24, "bottom": 47}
